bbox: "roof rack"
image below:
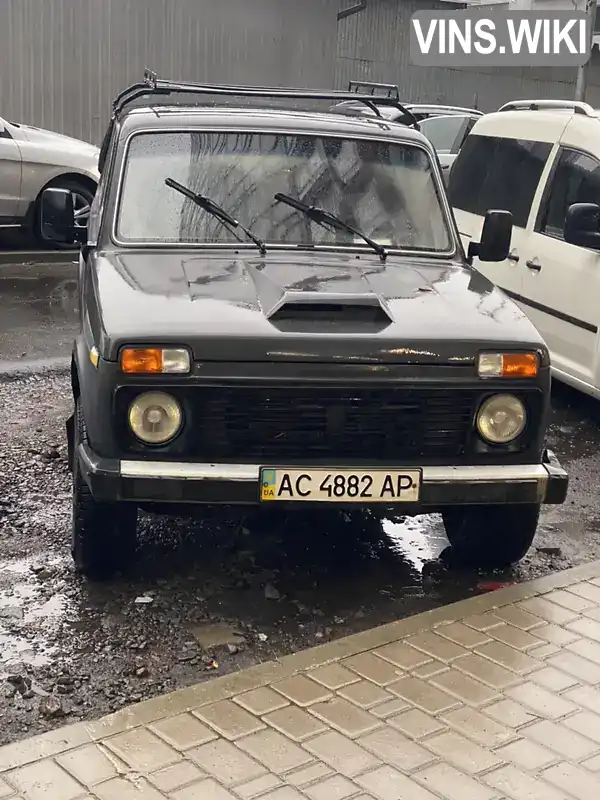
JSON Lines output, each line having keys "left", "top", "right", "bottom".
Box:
{"left": 98, "top": 69, "right": 419, "bottom": 172}
{"left": 348, "top": 80, "right": 400, "bottom": 100}
{"left": 112, "top": 69, "right": 415, "bottom": 122}
{"left": 498, "top": 99, "right": 597, "bottom": 116}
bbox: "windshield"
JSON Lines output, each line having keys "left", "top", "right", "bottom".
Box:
{"left": 115, "top": 131, "right": 452, "bottom": 252}
{"left": 418, "top": 115, "right": 467, "bottom": 152}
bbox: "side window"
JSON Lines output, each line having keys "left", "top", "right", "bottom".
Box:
{"left": 418, "top": 115, "right": 466, "bottom": 153}
{"left": 0, "top": 120, "right": 12, "bottom": 140}
{"left": 537, "top": 148, "right": 600, "bottom": 238}
{"left": 448, "top": 134, "right": 496, "bottom": 215}
{"left": 449, "top": 134, "right": 552, "bottom": 227}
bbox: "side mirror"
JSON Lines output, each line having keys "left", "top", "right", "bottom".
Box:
{"left": 564, "top": 202, "right": 600, "bottom": 250}
{"left": 39, "top": 188, "right": 77, "bottom": 244}
{"left": 467, "top": 209, "right": 512, "bottom": 263}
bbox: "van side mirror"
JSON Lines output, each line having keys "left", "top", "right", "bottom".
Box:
{"left": 564, "top": 203, "right": 600, "bottom": 250}
{"left": 467, "top": 210, "right": 512, "bottom": 263}
{"left": 39, "top": 188, "right": 79, "bottom": 244}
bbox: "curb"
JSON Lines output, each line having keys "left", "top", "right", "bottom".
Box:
{"left": 1, "top": 557, "right": 600, "bottom": 771}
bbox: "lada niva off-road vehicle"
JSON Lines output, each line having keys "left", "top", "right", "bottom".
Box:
{"left": 40, "top": 71, "right": 568, "bottom": 579}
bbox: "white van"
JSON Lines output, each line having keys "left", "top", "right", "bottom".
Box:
{"left": 449, "top": 100, "right": 600, "bottom": 400}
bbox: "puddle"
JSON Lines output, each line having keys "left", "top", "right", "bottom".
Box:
{"left": 382, "top": 514, "right": 447, "bottom": 571}
{"left": 25, "top": 593, "right": 68, "bottom": 624}
{"left": 0, "top": 554, "right": 72, "bottom": 670}
{"left": 190, "top": 622, "right": 247, "bottom": 649}
{"left": 0, "top": 633, "right": 54, "bottom": 669}
{"left": 0, "top": 262, "right": 78, "bottom": 362}
{"left": 2, "top": 558, "right": 34, "bottom": 577}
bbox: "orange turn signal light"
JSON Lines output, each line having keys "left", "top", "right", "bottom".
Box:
{"left": 478, "top": 352, "right": 538, "bottom": 379}
{"left": 121, "top": 348, "right": 163, "bottom": 374}
{"left": 120, "top": 347, "right": 191, "bottom": 374}
{"left": 501, "top": 353, "right": 539, "bottom": 378}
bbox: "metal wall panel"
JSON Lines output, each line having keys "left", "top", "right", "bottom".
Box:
{"left": 335, "top": 0, "right": 600, "bottom": 111}
{"left": 3, "top": 0, "right": 599, "bottom": 148}
{"left": 0, "top": 0, "right": 338, "bottom": 144}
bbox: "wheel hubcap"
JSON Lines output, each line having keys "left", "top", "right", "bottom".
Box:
{"left": 72, "top": 192, "right": 91, "bottom": 228}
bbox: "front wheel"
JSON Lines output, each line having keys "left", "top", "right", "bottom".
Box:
{"left": 442, "top": 504, "right": 540, "bottom": 570}
{"left": 71, "top": 400, "right": 138, "bottom": 580}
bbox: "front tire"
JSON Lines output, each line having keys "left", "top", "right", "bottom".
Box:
{"left": 442, "top": 504, "right": 540, "bottom": 570}
{"left": 71, "top": 400, "right": 138, "bottom": 580}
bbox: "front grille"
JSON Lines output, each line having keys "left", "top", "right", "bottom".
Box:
{"left": 189, "top": 386, "right": 478, "bottom": 463}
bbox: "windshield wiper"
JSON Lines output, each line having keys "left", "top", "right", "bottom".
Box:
{"left": 165, "top": 178, "right": 266, "bottom": 255}
{"left": 274, "top": 192, "right": 387, "bottom": 261}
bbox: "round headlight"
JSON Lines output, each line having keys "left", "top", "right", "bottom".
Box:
{"left": 476, "top": 394, "right": 526, "bottom": 444}
{"left": 128, "top": 392, "right": 183, "bottom": 444}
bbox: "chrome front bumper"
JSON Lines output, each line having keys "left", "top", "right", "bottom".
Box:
{"left": 79, "top": 445, "right": 568, "bottom": 507}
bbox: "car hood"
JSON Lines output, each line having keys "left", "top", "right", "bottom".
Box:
{"left": 14, "top": 122, "right": 99, "bottom": 155}
{"left": 92, "top": 250, "right": 547, "bottom": 363}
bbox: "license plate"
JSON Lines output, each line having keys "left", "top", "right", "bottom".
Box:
{"left": 259, "top": 468, "right": 421, "bottom": 502}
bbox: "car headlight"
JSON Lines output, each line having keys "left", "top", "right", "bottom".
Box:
{"left": 128, "top": 392, "right": 183, "bottom": 444}
{"left": 476, "top": 394, "right": 526, "bottom": 444}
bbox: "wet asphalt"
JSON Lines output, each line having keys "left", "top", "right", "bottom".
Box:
{"left": 1, "top": 258, "right": 600, "bottom": 745}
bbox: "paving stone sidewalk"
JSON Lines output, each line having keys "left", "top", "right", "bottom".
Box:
{"left": 3, "top": 562, "right": 600, "bottom": 799}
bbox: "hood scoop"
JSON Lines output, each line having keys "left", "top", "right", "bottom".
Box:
{"left": 267, "top": 291, "right": 393, "bottom": 333}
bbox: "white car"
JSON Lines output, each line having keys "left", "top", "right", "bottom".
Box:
{"left": 449, "top": 99, "right": 600, "bottom": 400}
{"left": 0, "top": 115, "right": 99, "bottom": 247}
{"left": 417, "top": 113, "right": 481, "bottom": 182}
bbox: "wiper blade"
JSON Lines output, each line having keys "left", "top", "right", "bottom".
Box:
{"left": 274, "top": 192, "right": 387, "bottom": 261}
{"left": 165, "top": 178, "right": 266, "bottom": 255}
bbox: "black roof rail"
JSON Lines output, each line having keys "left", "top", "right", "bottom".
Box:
{"left": 113, "top": 70, "right": 414, "bottom": 120}
{"left": 348, "top": 80, "right": 400, "bottom": 100}
{"left": 98, "top": 69, "right": 420, "bottom": 172}
{"left": 498, "top": 99, "right": 597, "bottom": 116}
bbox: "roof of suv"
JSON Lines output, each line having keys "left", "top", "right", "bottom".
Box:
{"left": 119, "top": 104, "right": 431, "bottom": 144}
{"left": 467, "top": 99, "right": 600, "bottom": 148}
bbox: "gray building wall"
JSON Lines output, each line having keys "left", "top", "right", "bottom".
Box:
{"left": 335, "top": 0, "right": 600, "bottom": 110}
{"left": 2, "top": 0, "right": 600, "bottom": 147}
{"left": 0, "top": 0, "right": 338, "bottom": 145}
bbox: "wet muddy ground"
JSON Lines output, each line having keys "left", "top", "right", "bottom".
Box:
{"left": 1, "top": 261, "right": 600, "bottom": 746}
